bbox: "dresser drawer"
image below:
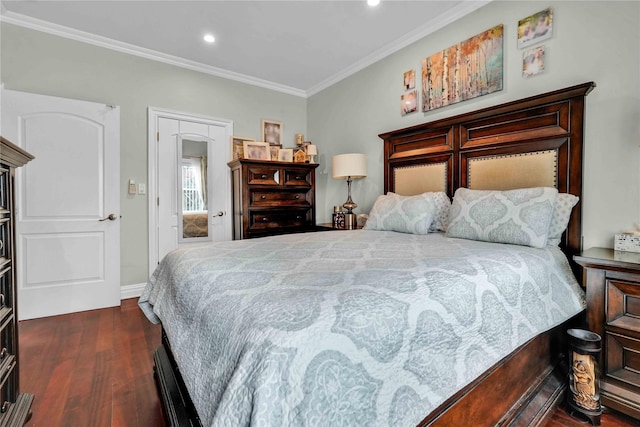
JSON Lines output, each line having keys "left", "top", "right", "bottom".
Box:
{"left": 0, "top": 320, "right": 15, "bottom": 389}
{"left": 247, "top": 166, "right": 280, "bottom": 185}
{"left": 249, "top": 210, "right": 311, "bottom": 232}
{"left": 283, "top": 168, "right": 312, "bottom": 186}
{"left": 607, "top": 278, "right": 640, "bottom": 334}
{"left": 249, "top": 190, "right": 310, "bottom": 207}
{"left": 605, "top": 332, "right": 640, "bottom": 393}
{"left": 0, "top": 267, "right": 13, "bottom": 312}
{"left": 0, "top": 219, "right": 8, "bottom": 261}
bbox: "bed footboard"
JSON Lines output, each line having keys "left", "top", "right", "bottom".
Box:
{"left": 154, "top": 313, "right": 582, "bottom": 427}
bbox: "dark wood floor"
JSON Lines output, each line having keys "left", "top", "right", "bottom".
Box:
{"left": 18, "top": 299, "right": 640, "bottom": 427}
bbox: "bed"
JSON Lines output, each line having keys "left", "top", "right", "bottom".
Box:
{"left": 139, "top": 82, "right": 596, "bottom": 427}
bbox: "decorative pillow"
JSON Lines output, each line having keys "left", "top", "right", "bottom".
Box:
{"left": 426, "top": 191, "right": 451, "bottom": 232}
{"left": 363, "top": 192, "right": 435, "bottom": 234}
{"left": 547, "top": 193, "right": 579, "bottom": 246}
{"left": 446, "top": 187, "right": 558, "bottom": 248}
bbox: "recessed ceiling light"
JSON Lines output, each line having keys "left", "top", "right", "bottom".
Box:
{"left": 203, "top": 34, "right": 215, "bottom": 43}
{"left": 367, "top": 0, "right": 380, "bottom": 6}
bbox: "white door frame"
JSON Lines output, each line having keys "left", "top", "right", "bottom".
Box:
{"left": 147, "top": 107, "right": 233, "bottom": 275}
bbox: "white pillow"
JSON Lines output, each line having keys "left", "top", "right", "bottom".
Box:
{"left": 446, "top": 187, "right": 558, "bottom": 248}
{"left": 364, "top": 192, "right": 435, "bottom": 234}
{"left": 547, "top": 193, "right": 579, "bottom": 246}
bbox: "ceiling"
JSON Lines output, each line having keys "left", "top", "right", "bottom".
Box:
{"left": 0, "top": 0, "right": 490, "bottom": 97}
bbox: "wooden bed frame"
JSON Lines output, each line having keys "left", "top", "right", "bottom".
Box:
{"left": 152, "top": 82, "right": 596, "bottom": 427}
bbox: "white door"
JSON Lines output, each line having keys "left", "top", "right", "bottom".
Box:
{"left": 149, "top": 109, "right": 232, "bottom": 272}
{"left": 1, "top": 89, "right": 120, "bottom": 320}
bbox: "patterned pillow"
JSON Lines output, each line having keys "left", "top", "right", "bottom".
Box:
{"left": 363, "top": 192, "right": 435, "bottom": 234}
{"left": 547, "top": 193, "right": 579, "bottom": 246}
{"left": 426, "top": 191, "right": 451, "bottom": 232}
{"left": 446, "top": 187, "right": 558, "bottom": 248}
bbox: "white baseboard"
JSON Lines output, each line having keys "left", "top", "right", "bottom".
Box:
{"left": 121, "top": 282, "right": 146, "bottom": 300}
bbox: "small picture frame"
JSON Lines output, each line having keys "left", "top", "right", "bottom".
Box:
{"left": 230, "top": 136, "right": 255, "bottom": 160}
{"left": 269, "top": 144, "right": 281, "bottom": 161}
{"left": 261, "top": 119, "right": 283, "bottom": 146}
{"left": 403, "top": 69, "right": 415, "bottom": 90}
{"left": 401, "top": 90, "right": 418, "bottom": 116}
{"left": 243, "top": 141, "right": 270, "bottom": 160}
{"left": 517, "top": 8, "right": 553, "bottom": 49}
{"left": 278, "top": 148, "right": 293, "bottom": 162}
{"left": 522, "top": 46, "right": 545, "bottom": 78}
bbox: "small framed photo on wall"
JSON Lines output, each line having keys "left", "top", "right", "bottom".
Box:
{"left": 522, "top": 46, "right": 545, "bottom": 78}
{"left": 403, "top": 69, "right": 415, "bottom": 90}
{"left": 261, "top": 119, "right": 283, "bottom": 146}
{"left": 517, "top": 8, "right": 553, "bottom": 49}
{"left": 401, "top": 90, "right": 418, "bottom": 116}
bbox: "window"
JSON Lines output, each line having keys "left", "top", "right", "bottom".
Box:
{"left": 182, "top": 158, "right": 205, "bottom": 212}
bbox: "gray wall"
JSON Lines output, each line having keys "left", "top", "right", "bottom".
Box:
{"left": 308, "top": 0, "right": 640, "bottom": 251}
{"left": 1, "top": 0, "right": 639, "bottom": 288}
{"left": 0, "top": 22, "right": 307, "bottom": 286}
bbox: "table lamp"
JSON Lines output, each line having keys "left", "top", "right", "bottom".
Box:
{"left": 332, "top": 153, "right": 367, "bottom": 229}
{"left": 306, "top": 144, "right": 317, "bottom": 163}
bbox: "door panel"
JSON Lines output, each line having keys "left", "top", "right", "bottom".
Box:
{"left": 153, "top": 112, "right": 232, "bottom": 267}
{"left": 2, "top": 89, "right": 120, "bottom": 320}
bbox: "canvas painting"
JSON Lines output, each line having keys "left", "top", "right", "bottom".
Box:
{"left": 518, "top": 8, "right": 553, "bottom": 49}
{"left": 421, "top": 25, "right": 503, "bottom": 112}
{"left": 523, "top": 46, "right": 545, "bottom": 78}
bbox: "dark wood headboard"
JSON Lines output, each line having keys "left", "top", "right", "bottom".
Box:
{"left": 378, "top": 82, "right": 596, "bottom": 264}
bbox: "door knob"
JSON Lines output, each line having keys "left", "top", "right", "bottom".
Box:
{"left": 99, "top": 213, "right": 118, "bottom": 221}
{"left": 214, "top": 211, "right": 224, "bottom": 217}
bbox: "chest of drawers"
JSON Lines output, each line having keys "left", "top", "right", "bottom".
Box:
{"left": 0, "top": 136, "right": 34, "bottom": 426}
{"left": 574, "top": 247, "right": 640, "bottom": 420}
{"left": 228, "top": 159, "right": 318, "bottom": 239}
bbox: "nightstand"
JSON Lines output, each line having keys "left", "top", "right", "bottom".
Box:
{"left": 574, "top": 247, "right": 640, "bottom": 420}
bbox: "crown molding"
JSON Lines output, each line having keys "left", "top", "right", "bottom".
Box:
{"left": 306, "top": 0, "right": 492, "bottom": 97}
{"left": 0, "top": 10, "right": 307, "bottom": 98}
{"left": 1, "top": 1, "right": 491, "bottom": 99}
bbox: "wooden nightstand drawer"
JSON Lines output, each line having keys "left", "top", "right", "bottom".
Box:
{"left": 247, "top": 166, "right": 280, "bottom": 185}
{"left": 605, "top": 332, "right": 640, "bottom": 392}
{"left": 249, "top": 190, "right": 310, "bottom": 207}
{"left": 283, "top": 169, "right": 312, "bottom": 186}
{"left": 607, "top": 278, "right": 640, "bottom": 334}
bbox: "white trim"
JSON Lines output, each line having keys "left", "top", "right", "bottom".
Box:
{"left": 2, "top": 3, "right": 491, "bottom": 98}
{"left": 121, "top": 283, "right": 146, "bottom": 300}
{"left": 306, "top": 0, "right": 492, "bottom": 97}
{"left": 148, "top": 107, "right": 234, "bottom": 277}
{"left": 0, "top": 11, "right": 306, "bottom": 98}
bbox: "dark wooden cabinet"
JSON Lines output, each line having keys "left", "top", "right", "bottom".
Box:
{"left": 228, "top": 159, "right": 318, "bottom": 239}
{"left": 0, "top": 136, "right": 34, "bottom": 426}
{"left": 574, "top": 247, "right": 640, "bottom": 420}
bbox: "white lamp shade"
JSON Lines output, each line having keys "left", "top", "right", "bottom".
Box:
{"left": 332, "top": 153, "right": 367, "bottom": 179}
{"left": 306, "top": 144, "right": 318, "bottom": 156}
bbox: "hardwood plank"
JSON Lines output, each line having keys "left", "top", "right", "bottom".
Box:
{"left": 20, "top": 299, "right": 163, "bottom": 427}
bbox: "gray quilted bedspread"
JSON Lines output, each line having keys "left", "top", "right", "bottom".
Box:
{"left": 139, "top": 230, "right": 585, "bottom": 427}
